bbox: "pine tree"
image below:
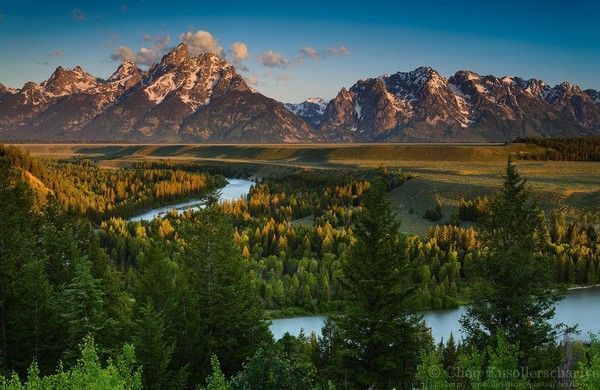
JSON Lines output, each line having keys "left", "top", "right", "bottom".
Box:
{"left": 461, "top": 158, "right": 566, "bottom": 369}
{"left": 416, "top": 347, "right": 451, "bottom": 389}
{"left": 205, "top": 355, "right": 230, "bottom": 390}
{"left": 331, "top": 177, "right": 429, "bottom": 388}
{"left": 482, "top": 333, "right": 529, "bottom": 389}
{"left": 60, "top": 259, "right": 110, "bottom": 363}
{"left": 132, "top": 303, "right": 185, "bottom": 389}
{"left": 174, "top": 208, "right": 270, "bottom": 384}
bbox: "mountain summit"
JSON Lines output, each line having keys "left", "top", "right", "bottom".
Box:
{"left": 0, "top": 43, "right": 317, "bottom": 143}
{"left": 0, "top": 54, "right": 598, "bottom": 143}
{"left": 316, "top": 68, "right": 600, "bottom": 142}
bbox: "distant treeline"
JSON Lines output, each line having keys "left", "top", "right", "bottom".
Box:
{"left": 514, "top": 136, "right": 600, "bottom": 161}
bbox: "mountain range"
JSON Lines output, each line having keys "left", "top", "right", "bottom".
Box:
{"left": 1, "top": 43, "right": 599, "bottom": 143}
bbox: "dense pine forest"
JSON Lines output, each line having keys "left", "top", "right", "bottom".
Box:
{"left": 1, "top": 144, "right": 600, "bottom": 389}
{"left": 514, "top": 136, "right": 600, "bottom": 161}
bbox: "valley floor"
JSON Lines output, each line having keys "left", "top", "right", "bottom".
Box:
{"left": 15, "top": 142, "right": 600, "bottom": 235}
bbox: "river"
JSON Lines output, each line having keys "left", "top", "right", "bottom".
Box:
{"left": 128, "top": 178, "right": 254, "bottom": 222}
{"left": 270, "top": 287, "right": 600, "bottom": 342}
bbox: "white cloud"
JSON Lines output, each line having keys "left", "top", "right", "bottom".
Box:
{"left": 110, "top": 46, "right": 159, "bottom": 67}
{"left": 325, "top": 45, "right": 351, "bottom": 57}
{"left": 49, "top": 50, "right": 64, "bottom": 57}
{"left": 179, "top": 30, "right": 222, "bottom": 56}
{"left": 70, "top": 8, "right": 87, "bottom": 21}
{"left": 109, "top": 34, "right": 171, "bottom": 67}
{"left": 300, "top": 47, "right": 319, "bottom": 59}
{"left": 245, "top": 75, "right": 260, "bottom": 86}
{"left": 110, "top": 46, "right": 135, "bottom": 62}
{"left": 230, "top": 42, "right": 249, "bottom": 62}
{"left": 298, "top": 45, "right": 351, "bottom": 61}
{"left": 258, "top": 50, "right": 292, "bottom": 68}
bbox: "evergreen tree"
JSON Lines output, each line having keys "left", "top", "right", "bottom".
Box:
{"left": 482, "top": 333, "right": 528, "bottom": 389}
{"left": 5, "top": 258, "right": 61, "bottom": 373}
{"left": 230, "top": 345, "right": 315, "bottom": 390}
{"left": 61, "top": 259, "right": 111, "bottom": 363}
{"left": 461, "top": 158, "right": 566, "bottom": 369}
{"left": 0, "top": 337, "right": 142, "bottom": 389}
{"left": 415, "top": 347, "right": 451, "bottom": 389}
{"left": 205, "top": 355, "right": 230, "bottom": 390}
{"left": 174, "top": 208, "right": 270, "bottom": 384}
{"left": 331, "top": 177, "right": 429, "bottom": 388}
{"left": 132, "top": 303, "right": 185, "bottom": 389}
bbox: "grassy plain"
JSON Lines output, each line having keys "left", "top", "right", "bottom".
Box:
{"left": 14, "top": 143, "right": 600, "bottom": 235}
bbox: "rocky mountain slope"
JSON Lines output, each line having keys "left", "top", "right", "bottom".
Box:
{"left": 0, "top": 43, "right": 317, "bottom": 143}
{"left": 1, "top": 51, "right": 598, "bottom": 143}
{"left": 318, "top": 67, "right": 600, "bottom": 142}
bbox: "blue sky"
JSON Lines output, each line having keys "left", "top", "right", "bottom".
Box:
{"left": 0, "top": 0, "right": 599, "bottom": 102}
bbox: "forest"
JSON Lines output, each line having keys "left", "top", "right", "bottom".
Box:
{"left": 514, "top": 136, "right": 600, "bottom": 161}
{"left": 1, "top": 144, "right": 600, "bottom": 389}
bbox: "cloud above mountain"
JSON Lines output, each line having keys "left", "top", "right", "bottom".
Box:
{"left": 179, "top": 30, "right": 222, "bottom": 56}
{"left": 110, "top": 34, "right": 171, "bottom": 66}
{"left": 300, "top": 45, "right": 351, "bottom": 60}
{"left": 259, "top": 45, "right": 351, "bottom": 68}
{"left": 258, "top": 50, "right": 292, "bottom": 68}
{"left": 106, "top": 28, "right": 349, "bottom": 80}
{"left": 230, "top": 42, "right": 249, "bottom": 62}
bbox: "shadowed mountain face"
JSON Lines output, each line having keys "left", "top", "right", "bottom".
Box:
{"left": 0, "top": 51, "right": 598, "bottom": 143}
{"left": 0, "top": 43, "right": 318, "bottom": 143}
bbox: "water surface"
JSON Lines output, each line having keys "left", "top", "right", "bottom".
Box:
{"left": 270, "top": 287, "right": 600, "bottom": 342}
{"left": 128, "top": 178, "right": 254, "bottom": 222}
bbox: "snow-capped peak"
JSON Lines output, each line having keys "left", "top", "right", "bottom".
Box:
{"left": 159, "top": 43, "right": 190, "bottom": 68}
{"left": 109, "top": 60, "right": 139, "bottom": 81}
{"left": 283, "top": 97, "right": 328, "bottom": 127}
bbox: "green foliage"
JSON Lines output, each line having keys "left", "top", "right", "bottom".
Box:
{"left": 230, "top": 343, "right": 316, "bottom": 390}
{"left": 61, "top": 258, "right": 111, "bottom": 363}
{"left": 416, "top": 348, "right": 452, "bottom": 389}
{"left": 0, "top": 337, "right": 141, "bottom": 389}
{"left": 461, "top": 158, "right": 567, "bottom": 368}
{"left": 575, "top": 334, "right": 600, "bottom": 389}
{"left": 331, "top": 177, "right": 430, "bottom": 388}
{"left": 3, "top": 145, "right": 599, "bottom": 389}
{"left": 132, "top": 303, "right": 184, "bottom": 389}
{"left": 205, "top": 355, "right": 230, "bottom": 390}
{"left": 173, "top": 208, "right": 270, "bottom": 383}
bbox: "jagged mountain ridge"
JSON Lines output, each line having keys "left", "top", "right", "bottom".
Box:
{"left": 317, "top": 67, "right": 600, "bottom": 142}
{"left": 0, "top": 43, "right": 317, "bottom": 143}
{"left": 0, "top": 52, "right": 599, "bottom": 143}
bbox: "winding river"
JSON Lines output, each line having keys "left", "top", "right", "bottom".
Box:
{"left": 270, "top": 287, "right": 600, "bottom": 342}
{"left": 126, "top": 179, "right": 600, "bottom": 343}
{"left": 128, "top": 178, "right": 254, "bottom": 222}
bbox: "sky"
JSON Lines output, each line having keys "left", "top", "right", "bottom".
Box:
{"left": 0, "top": 0, "right": 599, "bottom": 102}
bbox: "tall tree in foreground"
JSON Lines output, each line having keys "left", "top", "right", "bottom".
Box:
{"left": 461, "top": 158, "right": 566, "bottom": 369}
{"left": 174, "top": 208, "right": 270, "bottom": 385}
{"left": 331, "top": 177, "right": 429, "bottom": 388}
